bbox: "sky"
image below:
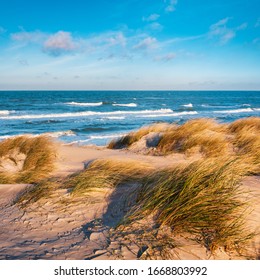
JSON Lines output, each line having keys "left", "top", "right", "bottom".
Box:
{"left": 0, "top": 0, "right": 259, "bottom": 90}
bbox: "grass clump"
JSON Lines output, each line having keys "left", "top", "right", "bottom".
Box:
{"left": 128, "top": 157, "right": 254, "bottom": 252}
{"left": 157, "top": 118, "right": 228, "bottom": 156}
{"left": 67, "top": 159, "right": 153, "bottom": 196}
{"left": 229, "top": 118, "right": 260, "bottom": 173}
{"left": 0, "top": 136, "right": 56, "bottom": 183}
{"left": 16, "top": 159, "right": 152, "bottom": 206}
{"left": 108, "top": 117, "right": 260, "bottom": 163}
{"left": 108, "top": 123, "right": 176, "bottom": 149}
{"left": 16, "top": 179, "right": 60, "bottom": 208}
{"left": 229, "top": 117, "right": 260, "bottom": 133}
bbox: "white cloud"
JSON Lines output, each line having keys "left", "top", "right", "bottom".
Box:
{"left": 211, "top": 17, "right": 231, "bottom": 29}
{"left": 43, "top": 31, "right": 77, "bottom": 56}
{"left": 10, "top": 29, "right": 128, "bottom": 57}
{"left": 11, "top": 30, "right": 46, "bottom": 43}
{"left": 165, "top": 34, "right": 205, "bottom": 44}
{"left": 142, "top": 14, "right": 160, "bottom": 22}
{"left": 133, "top": 37, "right": 157, "bottom": 50}
{"left": 106, "top": 32, "right": 126, "bottom": 47}
{"left": 220, "top": 30, "right": 235, "bottom": 44}
{"left": 209, "top": 18, "right": 247, "bottom": 45}
{"left": 154, "top": 52, "right": 176, "bottom": 62}
{"left": 148, "top": 22, "right": 163, "bottom": 31}
{"left": 85, "top": 31, "right": 127, "bottom": 53}
{"left": 11, "top": 29, "right": 81, "bottom": 56}
{"left": 236, "top": 23, "right": 248, "bottom": 30}
{"left": 165, "top": 0, "right": 178, "bottom": 13}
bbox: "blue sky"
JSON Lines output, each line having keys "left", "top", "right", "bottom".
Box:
{"left": 0, "top": 0, "right": 259, "bottom": 90}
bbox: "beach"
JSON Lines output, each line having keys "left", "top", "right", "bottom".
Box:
{"left": 0, "top": 117, "right": 259, "bottom": 260}
{"left": 1, "top": 0, "right": 260, "bottom": 274}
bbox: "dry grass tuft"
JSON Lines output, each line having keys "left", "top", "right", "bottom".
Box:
{"left": 68, "top": 159, "right": 153, "bottom": 195}
{"left": 157, "top": 118, "right": 228, "bottom": 156}
{"left": 127, "top": 157, "right": 255, "bottom": 252}
{"left": 229, "top": 117, "right": 260, "bottom": 133}
{"left": 16, "top": 179, "right": 60, "bottom": 207}
{"left": 0, "top": 136, "right": 56, "bottom": 183}
{"left": 108, "top": 117, "right": 260, "bottom": 164}
{"left": 108, "top": 123, "right": 176, "bottom": 149}
{"left": 230, "top": 118, "right": 260, "bottom": 173}
{"left": 16, "top": 158, "right": 153, "bottom": 206}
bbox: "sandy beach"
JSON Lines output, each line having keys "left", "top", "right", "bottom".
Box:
{"left": 0, "top": 129, "right": 259, "bottom": 260}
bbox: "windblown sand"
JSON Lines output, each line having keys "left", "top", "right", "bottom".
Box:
{"left": 0, "top": 143, "right": 259, "bottom": 260}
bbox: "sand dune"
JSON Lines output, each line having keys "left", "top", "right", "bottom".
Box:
{"left": 0, "top": 142, "right": 259, "bottom": 260}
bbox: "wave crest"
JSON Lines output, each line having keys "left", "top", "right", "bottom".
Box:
{"left": 182, "top": 103, "right": 193, "bottom": 108}
{"left": 112, "top": 103, "right": 137, "bottom": 107}
{"left": 0, "top": 110, "right": 14, "bottom": 115}
{"left": 214, "top": 108, "right": 254, "bottom": 114}
{"left": 0, "top": 109, "right": 173, "bottom": 120}
{"left": 65, "top": 102, "right": 103, "bottom": 106}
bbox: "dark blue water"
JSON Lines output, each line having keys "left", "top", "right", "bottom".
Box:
{"left": 0, "top": 91, "right": 259, "bottom": 145}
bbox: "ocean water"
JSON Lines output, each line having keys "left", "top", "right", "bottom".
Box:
{"left": 0, "top": 91, "right": 259, "bottom": 146}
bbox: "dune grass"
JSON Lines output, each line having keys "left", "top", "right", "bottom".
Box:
{"left": 0, "top": 136, "right": 56, "bottom": 183}
{"left": 108, "top": 118, "right": 229, "bottom": 156}
{"left": 11, "top": 118, "right": 259, "bottom": 255}
{"left": 14, "top": 142, "right": 257, "bottom": 254}
{"left": 228, "top": 117, "right": 260, "bottom": 133}
{"left": 108, "top": 117, "right": 260, "bottom": 163}
{"left": 158, "top": 119, "right": 228, "bottom": 157}
{"left": 108, "top": 123, "right": 176, "bottom": 149}
{"left": 229, "top": 118, "right": 260, "bottom": 172}
{"left": 127, "top": 157, "right": 255, "bottom": 252}
{"left": 67, "top": 159, "right": 153, "bottom": 196}
{"left": 16, "top": 158, "right": 153, "bottom": 206}
{"left": 16, "top": 179, "right": 60, "bottom": 207}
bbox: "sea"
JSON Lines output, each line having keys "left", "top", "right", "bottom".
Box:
{"left": 0, "top": 91, "right": 259, "bottom": 146}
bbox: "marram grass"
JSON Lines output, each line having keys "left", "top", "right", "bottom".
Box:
{"left": 17, "top": 158, "right": 153, "bottom": 205}
{"left": 127, "top": 157, "right": 255, "bottom": 252}
{"left": 108, "top": 117, "right": 260, "bottom": 171}
{"left": 68, "top": 159, "right": 153, "bottom": 196}
{"left": 0, "top": 136, "right": 56, "bottom": 183}
{"left": 108, "top": 123, "right": 176, "bottom": 149}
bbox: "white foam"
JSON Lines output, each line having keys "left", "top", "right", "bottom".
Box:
{"left": 0, "top": 131, "right": 75, "bottom": 141}
{"left": 201, "top": 104, "right": 234, "bottom": 108}
{"left": 214, "top": 108, "right": 254, "bottom": 114}
{"left": 67, "top": 133, "right": 125, "bottom": 145}
{"left": 65, "top": 102, "right": 103, "bottom": 106}
{"left": 89, "top": 133, "right": 125, "bottom": 140}
{"left": 253, "top": 108, "right": 260, "bottom": 111}
{"left": 112, "top": 103, "right": 137, "bottom": 107}
{"left": 0, "top": 135, "right": 10, "bottom": 139}
{"left": 182, "top": 103, "right": 193, "bottom": 108}
{"left": 105, "top": 116, "right": 126, "bottom": 120}
{"left": 67, "top": 139, "right": 90, "bottom": 145}
{"left": 0, "top": 134, "right": 35, "bottom": 140}
{"left": 43, "top": 130, "right": 75, "bottom": 138}
{"left": 0, "top": 109, "right": 173, "bottom": 120}
{"left": 141, "top": 111, "right": 198, "bottom": 118}
{"left": 0, "top": 110, "right": 13, "bottom": 115}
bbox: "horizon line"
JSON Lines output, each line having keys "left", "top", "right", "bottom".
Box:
{"left": 0, "top": 89, "right": 260, "bottom": 92}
